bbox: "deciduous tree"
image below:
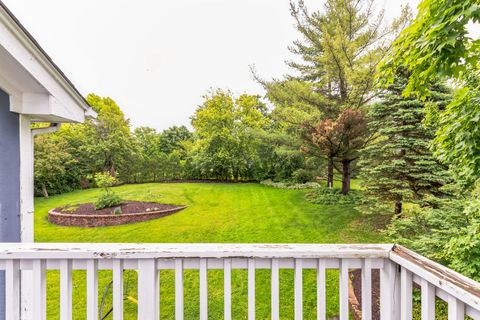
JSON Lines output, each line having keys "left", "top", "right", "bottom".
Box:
{"left": 191, "top": 90, "right": 269, "bottom": 180}
{"left": 302, "top": 108, "right": 368, "bottom": 193}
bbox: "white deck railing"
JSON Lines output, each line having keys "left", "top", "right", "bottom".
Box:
{"left": 0, "top": 243, "right": 479, "bottom": 319}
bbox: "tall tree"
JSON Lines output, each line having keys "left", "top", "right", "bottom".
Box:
{"left": 360, "top": 74, "right": 451, "bottom": 215}
{"left": 302, "top": 108, "right": 368, "bottom": 193}
{"left": 381, "top": 0, "right": 480, "bottom": 184}
{"left": 191, "top": 90, "right": 269, "bottom": 180}
{"left": 159, "top": 126, "right": 193, "bottom": 154}
{"left": 134, "top": 127, "right": 161, "bottom": 182}
{"left": 86, "top": 94, "right": 137, "bottom": 178}
{"left": 34, "top": 133, "right": 76, "bottom": 198}
{"left": 258, "top": 0, "right": 409, "bottom": 190}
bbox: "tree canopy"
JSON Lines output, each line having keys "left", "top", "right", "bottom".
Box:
{"left": 360, "top": 72, "right": 451, "bottom": 215}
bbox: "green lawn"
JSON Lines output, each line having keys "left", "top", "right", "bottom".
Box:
{"left": 35, "top": 182, "right": 383, "bottom": 319}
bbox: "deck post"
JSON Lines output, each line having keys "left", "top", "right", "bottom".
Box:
{"left": 380, "top": 259, "right": 400, "bottom": 320}
{"left": 19, "top": 114, "right": 34, "bottom": 320}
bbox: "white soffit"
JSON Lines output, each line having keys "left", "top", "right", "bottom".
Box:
{"left": 0, "top": 1, "right": 94, "bottom": 123}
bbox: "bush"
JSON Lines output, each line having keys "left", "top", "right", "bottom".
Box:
{"left": 93, "top": 171, "right": 123, "bottom": 210}
{"left": 291, "top": 169, "right": 314, "bottom": 183}
{"left": 305, "top": 187, "right": 362, "bottom": 205}
{"left": 95, "top": 192, "right": 123, "bottom": 210}
{"left": 385, "top": 185, "right": 480, "bottom": 281}
{"left": 260, "top": 179, "right": 320, "bottom": 190}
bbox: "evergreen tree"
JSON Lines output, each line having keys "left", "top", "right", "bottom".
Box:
{"left": 257, "top": 0, "right": 410, "bottom": 191}
{"left": 360, "top": 74, "right": 451, "bottom": 215}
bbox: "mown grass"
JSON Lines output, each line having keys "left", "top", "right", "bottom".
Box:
{"left": 35, "top": 182, "right": 383, "bottom": 319}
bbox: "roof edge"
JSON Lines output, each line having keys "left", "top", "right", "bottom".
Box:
{"left": 0, "top": 1, "right": 92, "bottom": 112}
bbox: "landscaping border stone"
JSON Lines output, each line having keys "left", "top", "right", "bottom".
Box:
{"left": 48, "top": 205, "right": 187, "bottom": 227}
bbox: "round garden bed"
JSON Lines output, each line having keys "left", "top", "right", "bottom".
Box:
{"left": 48, "top": 201, "right": 187, "bottom": 227}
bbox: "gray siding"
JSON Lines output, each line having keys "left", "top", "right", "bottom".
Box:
{"left": 0, "top": 88, "right": 20, "bottom": 319}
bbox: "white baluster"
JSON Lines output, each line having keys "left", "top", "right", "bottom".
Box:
{"left": 60, "top": 259, "right": 73, "bottom": 320}
{"left": 224, "top": 259, "right": 232, "bottom": 320}
{"left": 317, "top": 259, "right": 326, "bottom": 320}
{"left": 448, "top": 295, "right": 464, "bottom": 320}
{"left": 32, "top": 259, "right": 46, "bottom": 320}
{"left": 295, "top": 259, "right": 303, "bottom": 320}
{"left": 380, "top": 259, "right": 399, "bottom": 320}
{"left": 138, "top": 259, "right": 159, "bottom": 320}
{"left": 362, "top": 258, "right": 372, "bottom": 320}
{"left": 86, "top": 259, "right": 98, "bottom": 320}
{"left": 200, "top": 258, "right": 208, "bottom": 320}
{"left": 421, "top": 279, "right": 435, "bottom": 320}
{"left": 5, "top": 259, "right": 20, "bottom": 320}
{"left": 339, "top": 259, "right": 349, "bottom": 320}
{"left": 248, "top": 258, "right": 255, "bottom": 320}
{"left": 400, "top": 267, "right": 412, "bottom": 320}
{"left": 175, "top": 259, "right": 184, "bottom": 320}
{"left": 271, "top": 258, "right": 279, "bottom": 320}
{"left": 113, "top": 259, "right": 124, "bottom": 320}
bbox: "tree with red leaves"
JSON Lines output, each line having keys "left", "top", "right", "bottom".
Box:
{"left": 302, "top": 109, "right": 369, "bottom": 194}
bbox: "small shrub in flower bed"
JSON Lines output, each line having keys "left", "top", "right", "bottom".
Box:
{"left": 94, "top": 172, "right": 123, "bottom": 210}
{"left": 305, "top": 187, "right": 362, "bottom": 205}
{"left": 260, "top": 179, "right": 321, "bottom": 190}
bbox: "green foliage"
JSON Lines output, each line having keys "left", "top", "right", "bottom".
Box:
{"left": 374, "top": 0, "right": 480, "bottom": 284}
{"left": 190, "top": 90, "right": 270, "bottom": 180}
{"left": 93, "top": 172, "right": 122, "bottom": 210}
{"left": 34, "top": 133, "right": 76, "bottom": 198}
{"left": 258, "top": 0, "right": 409, "bottom": 191}
{"left": 94, "top": 171, "right": 117, "bottom": 189}
{"left": 291, "top": 168, "right": 314, "bottom": 183}
{"left": 287, "top": 0, "right": 406, "bottom": 109}
{"left": 159, "top": 125, "right": 192, "bottom": 154}
{"left": 95, "top": 192, "right": 123, "bottom": 210}
{"left": 260, "top": 179, "right": 320, "bottom": 190}
{"left": 305, "top": 187, "right": 362, "bottom": 205}
{"left": 386, "top": 187, "right": 480, "bottom": 281}
{"left": 381, "top": 0, "right": 480, "bottom": 96}
{"left": 444, "top": 186, "right": 480, "bottom": 279}
{"left": 433, "top": 72, "right": 480, "bottom": 184}
{"left": 86, "top": 94, "right": 138, "bottom": 177}
{"left": 381, "top": 0, "right": 480, "bottom": 183}
{"left": 359, "top": 73, "right": 452, "bottom": 214}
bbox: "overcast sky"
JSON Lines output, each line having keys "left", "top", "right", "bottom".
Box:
{"left": 4, "top": 0, "right": 425, "bottom": 130}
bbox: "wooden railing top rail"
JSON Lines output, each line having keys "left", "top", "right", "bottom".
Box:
{"left": 390, "top": 245, "right": 480, "bottom": 313}
{"left": 0, "top": 243, "right": 394, "bottom": 259}
{"left": 1, "top": 243, "right": 480, "bottom": 318}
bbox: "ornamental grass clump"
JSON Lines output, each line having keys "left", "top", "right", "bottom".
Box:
{"left": 94, "top": 172, "right": 122, "bottom": 210}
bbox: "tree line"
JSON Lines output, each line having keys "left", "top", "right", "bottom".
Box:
{"left": 34, "top": 0, "right": 480, "bottom": 279}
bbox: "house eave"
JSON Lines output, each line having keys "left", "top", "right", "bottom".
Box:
{"left": 0, "top": 1, "right": 94, "bottom": 121}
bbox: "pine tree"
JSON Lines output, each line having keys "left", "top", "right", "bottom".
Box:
{"left": 257, "top": 0, "right": 410, "bottom": 191}
{"left": 360, "top": 73, "right": 451, "bottom": 216}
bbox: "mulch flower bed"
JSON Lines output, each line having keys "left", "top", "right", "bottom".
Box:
{"left": 49, "top": 201, "right": 187, "bottom": 227}
{"left": 57, "top": 201, "right": 178, "bottom": 215}
{"left": 350, "top": 269, "right": 381, "bottom": 320}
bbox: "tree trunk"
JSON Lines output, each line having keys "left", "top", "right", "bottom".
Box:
{"left": 327, "top": 158, "right": 334, "bottom": 188}
{"left": 110, "top": 162, "right": 116, "bottom": 177}
{"left": 41, "top": 183, "right": 49, "bottom": 198}
{"left": 394, "top": 200, "right": 402, "bottom": 217}
{"left": 341, "top": 160, "right": 350, "bottom": 195}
